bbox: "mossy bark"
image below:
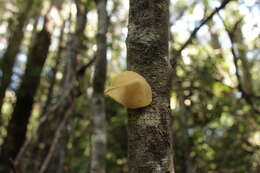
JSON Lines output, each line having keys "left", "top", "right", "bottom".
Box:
{"left": 126, "top": 0, "right": 174, "bottom": 172}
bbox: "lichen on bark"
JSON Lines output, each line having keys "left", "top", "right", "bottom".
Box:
{"left": 126, "top": 0, "right": 175, "bottom": 172}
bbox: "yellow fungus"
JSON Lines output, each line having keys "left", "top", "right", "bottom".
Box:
{"left": 105, "top": 71, "right": 152, "bottom": 109}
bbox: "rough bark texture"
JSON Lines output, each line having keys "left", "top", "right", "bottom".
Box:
{"left": 0, "top": 0, "right": 34, "bottom": 115}
{"left": 0, "top": 23, "right": 51, "bottom": 173}
{"left": 126, "top": 0, "right": 174, "bottom": 172}
{"left": 90, "top": 0, "right": 108, "bottom": 173}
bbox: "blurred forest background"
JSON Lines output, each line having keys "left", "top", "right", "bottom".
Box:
{"left": 0, "top": 0, "right": 259, "bottom": 172}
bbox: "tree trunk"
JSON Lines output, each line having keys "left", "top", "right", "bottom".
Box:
{"left": 39, "top": 1, "right": 88, "bottom": 170}
{"left": 39, "top": 105, "right": 73, "bottom": 173}
{"left": 13, "top": 21, "right": 66, "bottom": 172}
{"left": 40, "top": 21, "right": 66, "bottom": 117}
{"left": 0, "top": 20, "right": 51, "bottom": 173}
{"left": 175, "top": 78, "right": 195, "bottom": 173}
{"left": 126, "top": 0, "right": 174, "bottom": 172}
{"left": 16, "top": 1, "right": 88, "bottom": 172}
{"left": 90, "top": 0, "right": 108, "bottom": 172}
{"left": 233, "top": 26, "right": 253, "bottom": 95}
{"left": 0, "top": 0, "right": 34, "bottom": 114}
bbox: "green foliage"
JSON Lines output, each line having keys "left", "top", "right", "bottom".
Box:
{"left": 106, "top": 97, "right": 128, "bottom": 173}
{"left": 84, "top": 0, "right": 95, "bottom": 11}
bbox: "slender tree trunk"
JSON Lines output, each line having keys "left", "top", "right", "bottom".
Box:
{"left": 40, "top": 1, "right": 88, "bottom": 170}
{"left": 41, "top": 21, "right": 66, "bottom": 117}
{"left": 39, "top": 105, "right": 74, "bottom": 173}
{"left": 0, "top": 0, "right": 34, "bottom": 114}
{"left": 90, "top": 0, "right": 108, "bottom": 173}
{"left": 233, "top": 26, "right": 253, "bottom": 95}
{"left": 126, "top": 0, "right": 174, "bottom": 172}
{"left": 13, "top": 21, "right": 66, "bottom": 171}
{"left": 174, "top": 78, "right": 195, "bottom": 173}
{"left": 17, "top": 1, "right": 88, "bottom": 172}
{"left": 0, "top": 19, "right": 51, "bottom": 173}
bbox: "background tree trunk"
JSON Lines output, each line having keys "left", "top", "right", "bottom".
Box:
{"left": 15, "top": 1, "right": 88, "bottom": 172}
{"left": 13, "top": 18, "right": 66, "bottom": 173}
{"left": 0, "top": 19, "right": 51, "bottom": 173}
{"left": 126, "top": 0, "right": 174, "bottom": 172}
{"left": 233, "top": 24, "right": 254, "bottom": 95}
{"left": 90, "top": 0, "right": 108, "bottom": 173}
{"left": 0, "top": 0, "right": 34, "bottom": 115}
{"left": 40, "top": 21, "right": 66, "bottom": 117}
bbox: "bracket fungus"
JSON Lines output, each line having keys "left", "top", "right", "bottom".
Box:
{"left": 105, "top": 71, "right": 152, "bottom": 109}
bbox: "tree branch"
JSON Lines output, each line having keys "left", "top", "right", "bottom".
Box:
{"left": 76, "top": 55, "right": 96, "bottom": 77}
{"left": 220, "top": 16, "right": 260, "bottom": 114}
{"left": 9, "top": 159, "right": 16, "bottom": 173}
{"left": 39, "top": 105, "right": 74, "bottom": 173}
{"left": 171, "top": 0, "right": 232, "bottom": 66}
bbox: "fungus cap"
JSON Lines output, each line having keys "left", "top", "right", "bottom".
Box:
{"left": 105, "top": 71, "right": 152, "bottom": 109}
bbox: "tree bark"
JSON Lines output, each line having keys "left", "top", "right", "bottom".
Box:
{"left": 90, "top": 0, "right": 108, "bottom": 173}
{"left": 0, "top": 0, "right": 34, "bottom": 115}
{"left": 126, "top": 0, "right": 174, "bottom": 172}
{"left": 0, "top": 20, "right": 51, "bottom": 173}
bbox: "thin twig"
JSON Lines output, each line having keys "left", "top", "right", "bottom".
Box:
{"left": 219, "top": 15, "right": 260, "bottom": 114}
{"left": 171, "top": 0, "right": 232, "bottom": 66}
{"left": 9, "top": 159, "right": 16, "bottom": 173}
{"left": 178, "top": 0, "right": 231, "bottom": 53}
{"left": 14, "top": 115, "right": 47, "bottom": 165}
{"left": 39, "top": 105, "right": 74, "bottom": 173}
{"left": 76, "top": 55, "right": 96, "bottom": 76}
